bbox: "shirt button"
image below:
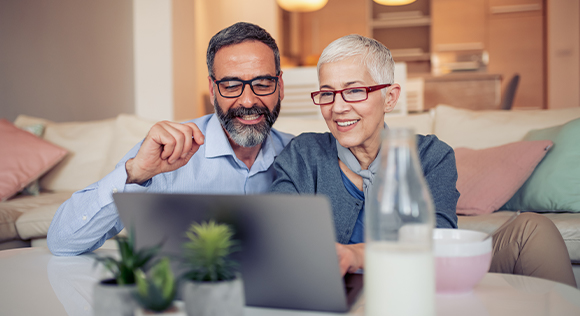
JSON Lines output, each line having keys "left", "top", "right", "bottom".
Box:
{"left": 82, "top": 215, "right": 87, "bottom": 221}
{"left": 112, "top": 188, "right": 118, "bottom": 193}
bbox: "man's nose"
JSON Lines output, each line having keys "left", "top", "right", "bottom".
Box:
{"left": 238, "top": 83, "right": 259, "bottom": 107}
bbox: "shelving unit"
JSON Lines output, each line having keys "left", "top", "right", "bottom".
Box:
{"left": 369, "top": 0, "right": 432, "bottom": 74}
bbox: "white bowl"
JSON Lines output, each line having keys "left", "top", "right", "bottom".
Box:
{"left": 433, "top": 229, "right": 492, "bottom": 294}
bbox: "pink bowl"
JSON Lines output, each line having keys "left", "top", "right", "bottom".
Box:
{"left": 433, "top": 229, "right": 492, "bottom": 294}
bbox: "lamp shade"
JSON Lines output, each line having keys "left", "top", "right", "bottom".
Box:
{"left": 277, "top": 0, "right": 328, "bottom": 12}
{"left": 374, "top": 0, "right": 417, "bottom": 5}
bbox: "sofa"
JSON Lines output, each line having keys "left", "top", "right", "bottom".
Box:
{"left": 2, "top": 105, "right": 580, "bottom": 286}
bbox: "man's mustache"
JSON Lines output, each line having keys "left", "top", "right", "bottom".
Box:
{"left": 227, "top": 105, "right": 269, "bottom": 118}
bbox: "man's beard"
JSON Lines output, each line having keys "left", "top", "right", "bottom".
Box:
{"left": 214, "top": 98, "right": 281, "bottom": 148}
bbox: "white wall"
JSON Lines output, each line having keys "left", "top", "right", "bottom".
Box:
{"left": 133, "top": 0, "right": 174, "bottom": 121}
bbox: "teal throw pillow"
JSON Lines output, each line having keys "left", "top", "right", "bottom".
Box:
{"left": 504, "top": 118, "right": 580, "bottom": 212}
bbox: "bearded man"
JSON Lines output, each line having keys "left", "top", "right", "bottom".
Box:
{"left": 48, "top": 22, "right": 292, "bottom": 256}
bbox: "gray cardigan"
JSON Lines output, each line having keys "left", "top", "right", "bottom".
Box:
{"left": 270, "top": 132, "right": 459, "bottom": 244}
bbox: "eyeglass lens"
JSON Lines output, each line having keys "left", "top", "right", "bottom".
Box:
{"left": 314, "top": 88, "right": 368, "bottom": 104}
{"left": 217, "top": 77, "right": 277, "bottom": 97}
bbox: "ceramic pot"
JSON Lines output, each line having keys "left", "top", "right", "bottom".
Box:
{"left": 93, "top": 278, "right": 138, "bottom": 316}
{"left": 134, "top": 300, "right": 186, "bottom": 316}
{"left": 182, "top": 276, "right": 245, "bottom": 316}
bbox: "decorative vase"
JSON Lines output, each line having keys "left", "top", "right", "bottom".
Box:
{"left": 134, "top": 300, "right": 186, "bottom": 316}
{"left": 93, "top": 278, "right": 139, "bottom": 316}
{"left": 182, "top": 276, "right": 245, "bottom": 316}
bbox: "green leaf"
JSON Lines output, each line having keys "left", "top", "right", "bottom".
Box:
{"left": 135, "top": 269, "right": 148, "bottom": 297}
{"left": 93, "top": 226, "right": 162, "bottom": 285}
{"left": 133, "top": 257, "right": 177, "bottom": 312}
{"left": 181, "top": 220, "right": 239, "bottom": 282}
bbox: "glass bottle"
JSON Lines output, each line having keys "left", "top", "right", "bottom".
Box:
{"left": 365, "top": 127, "right": 435, "bottom": 316}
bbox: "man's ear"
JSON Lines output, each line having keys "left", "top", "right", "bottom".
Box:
{"left": 384, "top": 83, "right": 401, "bottom": 114}
{"left": 208, "top": 76, "right": 216, "bottom": 106}
{"left": 278, "top": 70, "right": 285, "bottom": 101}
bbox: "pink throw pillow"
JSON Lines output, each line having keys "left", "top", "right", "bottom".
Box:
{"left": 0, "top": 119, "right": 68, "bottom": 201}
{"left": 455, "top": 140, "right": 553, "bottom": 215}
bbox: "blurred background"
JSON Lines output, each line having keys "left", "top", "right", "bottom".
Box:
{"left": 0, "top": 0, "right": 578, "bottom": 123}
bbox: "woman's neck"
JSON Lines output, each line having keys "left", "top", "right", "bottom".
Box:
{"left": 349, "top": 144, "right": 380, "bottom": 170}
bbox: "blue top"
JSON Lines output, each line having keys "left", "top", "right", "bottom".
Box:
{"left": 47, "top": 114, "right": 294, "bottom": 256}
{"left": 340, "top": 170, "right": 365, "bottom": 244}
{"left": 271, "top": 132, "right": 459, "bottom": 244}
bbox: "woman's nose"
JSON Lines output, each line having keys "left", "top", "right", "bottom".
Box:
{"left": 332, "top": 93, "right": 351, "bottom": 113}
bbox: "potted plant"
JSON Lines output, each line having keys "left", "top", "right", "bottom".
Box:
{"left": 93, "top": 229, "right": 161, "bottom": 316}
{"left": 180, "top": 220, "right": 244, "bottom": 316}
{"left": 133, "top": 257, "right": 185, "bottom": 316}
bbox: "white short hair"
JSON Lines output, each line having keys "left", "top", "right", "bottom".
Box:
{"left": 317, "top": 35, "right": 395, "bottom": 89}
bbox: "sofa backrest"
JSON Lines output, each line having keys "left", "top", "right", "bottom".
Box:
{"left": 433, "top": 105, "right": 580, "bottom": 149}
{"left": 14, "top": 104, "right": 580, "bottom": 191}
{"left": 100, "top": 114, "right": 156, "bottom": 178}
{"left": 14, "top": 114, "right": 155, "bottom": 192}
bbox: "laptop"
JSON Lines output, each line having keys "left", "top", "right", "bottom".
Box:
{"left": 113, "top": 192, "right": 363, "bottom": 313}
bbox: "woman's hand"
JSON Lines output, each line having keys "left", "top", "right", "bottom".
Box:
{"left": 335, "top": 243, "right": 365, "bottom": 276}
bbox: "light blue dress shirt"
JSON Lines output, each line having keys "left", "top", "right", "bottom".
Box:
{"left": 47, "top": 114, "right": 293, "bottom": 256}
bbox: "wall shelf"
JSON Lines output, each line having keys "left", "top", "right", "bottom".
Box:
{"left": 392, "top": 53, "right": 431, "bottom": 62}
{"left": 372, "top": 17, "right": 431, "bottom": 29}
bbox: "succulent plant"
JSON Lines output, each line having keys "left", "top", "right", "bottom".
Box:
{"left": 181, "top": 220, "right": 239, "bottom": 282}
{"left": 95, "top": 228, "right": 161, "bottom": 285}
{"left": 133, "top": 257, "right": 177, "bottom": 312}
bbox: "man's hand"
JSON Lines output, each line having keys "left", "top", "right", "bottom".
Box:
{"left": 336, "top": 243, "right": 365, "bottom": 276}
{"left": 125, "top": 121, "right": 205, "bottom": 184}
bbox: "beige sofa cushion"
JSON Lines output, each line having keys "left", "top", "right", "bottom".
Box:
{"left": 16, "top": 114, "right": 157, "bottom": 189}
{"left": 100, "top": 114, "right": 157, "bottom": 178}
{"left": 40, "top": 119, "right": 116, "bottom": 191}
{"left": 433, "top": 105, "right": 580, "bottom": 149}
{"left": 273, "top": 117, "right": 330, "bottom": 136}
{"left": 0, "top": 207, "right": 22, "bottom": 242}
{"left": 16, "top": 204, "right": 62, "bottom": 240}
{"left": 458, "top": 211, "right": 580, "bottom": 263}
{"left": 5, "top": 191, "right": 75, "bottom": 240}
{"left": 384, "top": 112, "right": 434, "bottom": 135}
{"left": 13, "top": 115, "right": 53, "bottom": 128}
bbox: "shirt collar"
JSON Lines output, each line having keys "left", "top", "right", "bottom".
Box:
{"left": 204, "top": 114, "right": 277, "bottom": 173}
{"left": 204, "top": 114, "right": 236, "bottom": 159}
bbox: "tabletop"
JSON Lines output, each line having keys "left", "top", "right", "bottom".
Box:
{"left": 1, "top": 247, "right": 579, "bottom": 316}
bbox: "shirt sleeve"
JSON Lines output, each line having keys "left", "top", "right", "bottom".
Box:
{"left": 47, "top": 142, "right": 152, "bottom": 256}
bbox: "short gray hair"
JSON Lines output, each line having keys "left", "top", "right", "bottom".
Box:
{"left": 317, "top": 35, "right": 394, "bottom": 88}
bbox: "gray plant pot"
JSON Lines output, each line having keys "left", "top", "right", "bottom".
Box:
{"left": 182, "top": 276, "right": 245, "bottom": 316}
{"left": 93, "top": 278, "right": 138, "bottom": 316}
{"left": 134, "top": 300, "right": 187, "bottom": 316}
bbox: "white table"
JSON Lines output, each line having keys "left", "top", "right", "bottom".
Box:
{"left": 1, "top": 247, "right": 579, "bottom": 316}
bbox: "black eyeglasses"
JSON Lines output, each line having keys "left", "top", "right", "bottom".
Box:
{"left": 311, "top": 84, "right": 392, "bottom": 105}
{"left": 213, "top": 76, "right": 279, "bottom": 98}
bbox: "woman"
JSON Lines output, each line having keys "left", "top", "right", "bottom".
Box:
{"left": 271, "top": 34, "right": 576, "bottom": 287}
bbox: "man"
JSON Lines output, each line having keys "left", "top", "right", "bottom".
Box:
{"left": 47, "top": 22, "right": 293, "bottom": 256}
